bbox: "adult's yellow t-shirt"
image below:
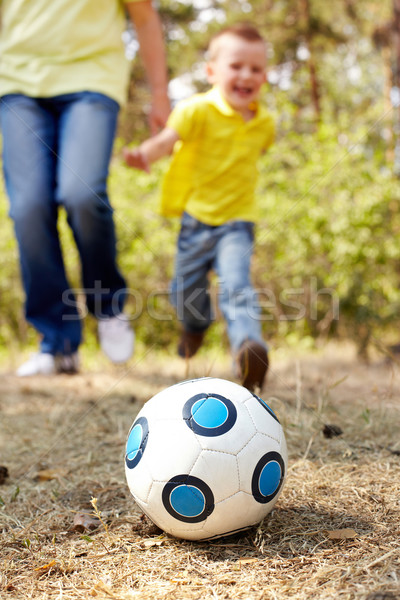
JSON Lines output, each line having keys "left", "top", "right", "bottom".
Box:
{"left": 160, "top": 87, "right": 275, "bottom": 225}
{"left": 0, "top": 0, "right": 139, "bottom": 105}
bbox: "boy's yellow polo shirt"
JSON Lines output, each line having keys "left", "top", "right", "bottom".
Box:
{"left": 160, "top": 86, "right": 275, "bottom": 225}
{"left": 0, "top": 0, "right": 139, "bottom": 106}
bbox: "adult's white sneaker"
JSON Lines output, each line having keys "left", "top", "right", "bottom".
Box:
{"left": 98, "top": 314, "right": 134, "bottom": 363}
{"left": 16, "top": 352, "right": 56, "bottom": 377}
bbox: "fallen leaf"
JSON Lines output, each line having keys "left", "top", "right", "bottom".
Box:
{"left": 142, "top": 539, "right": 164, "bottom": 548}
{"left": 170, "top": 570, "right": 189, "bottom": 584}
{"left": 322, "top": 424, "right": 343, "bottom": 439}
{"left": 326, "top": 528, "right": 357, "bottom": 540}
{"left": 34, "top": 560, "right": 56, "bottom": 572}
{"left": 237, "top": 558, "right": 259, "bottom": 565}
{"left": 0, "top": 466, "right": 9, "bottom": 485}
{"left": 72, "top": 512, "right": 101, "bottom": 532}
{"left": 36, "top": 469, "right": 67, "bottom": 482}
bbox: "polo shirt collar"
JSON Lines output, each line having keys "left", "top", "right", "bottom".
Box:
{"left": 206, "top": 86, "right": 261, "bottom": 118}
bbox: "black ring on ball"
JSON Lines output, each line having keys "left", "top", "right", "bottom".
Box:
{"left": 162, "top": 474, "right": 215, "bottom": 523}
{"left": 125, "top": 416, "right": 149, "bottom": 470}
{"left": 182, "top": 393, "right": 237, "bottom": 437}
{"left": 251, "top": 451, "right": 285, "bottom": 504}
{"left": 252, "top": 393, "right": 280, "bottom": 423}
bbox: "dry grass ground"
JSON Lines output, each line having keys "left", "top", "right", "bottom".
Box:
{"left": 0, "top": 343, "right": 399, "bottom": 600}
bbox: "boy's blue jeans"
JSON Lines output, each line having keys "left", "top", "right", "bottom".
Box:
{"left": 0, "top": 92, "right": 126, "bottom": 355}
{"left": 171, "top": 212, "right": 266, "bottom": 353}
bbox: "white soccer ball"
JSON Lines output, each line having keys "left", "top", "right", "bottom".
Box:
{"left": 125, "top": 377, "right": 287, "bottom": 541}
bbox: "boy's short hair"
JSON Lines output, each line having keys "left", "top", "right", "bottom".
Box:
{"left": 208, "top": 23, "right": 265, "bottom": 59}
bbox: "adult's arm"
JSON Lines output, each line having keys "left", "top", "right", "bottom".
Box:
{"left": 126, "top": 1, "right": 170, "bottom": 133}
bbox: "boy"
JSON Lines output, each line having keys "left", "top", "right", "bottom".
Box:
{"left": 124, "top": 23, "right": 274, "bottom": 391}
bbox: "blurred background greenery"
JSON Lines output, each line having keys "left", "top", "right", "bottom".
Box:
{"left": 1, "top": 0, "right": 400, "bottom": 361}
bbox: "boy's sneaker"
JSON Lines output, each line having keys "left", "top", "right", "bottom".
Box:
{"left": 98, "top": 314, "right": 134, "bottom": 363}
{"left": 236, "top": 340, "right": 269, "bottom": 392}
{"left": 55, "top": 352, "right": 80, "bottom": 375}
{"left": 16, "top": 352, "right": 79, "bottom": 377}
{"left": 178, "top": 330, "right": 205, "bottom": 358}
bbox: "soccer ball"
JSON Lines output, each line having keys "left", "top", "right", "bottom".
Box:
{"left": 125, "top": 377, "right": 287, "bottom": 541}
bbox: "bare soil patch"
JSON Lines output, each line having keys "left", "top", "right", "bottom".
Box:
{"left": 0, "top": 345, "right": 399, "bottom": 600}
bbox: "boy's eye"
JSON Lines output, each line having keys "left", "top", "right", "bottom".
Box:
{"left": 230, "top": 63, "right": 242, "bottom": 70}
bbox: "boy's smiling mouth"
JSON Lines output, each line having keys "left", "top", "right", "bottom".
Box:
{"left": 234, "top": 85, "right": 253, "bottom": 96}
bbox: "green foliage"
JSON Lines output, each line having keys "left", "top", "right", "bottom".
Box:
{"left": 254, "top": 110, "right": 400, "bottom": 353}
{"left": 0, "top": 194, "right": 27, "bottom": 351}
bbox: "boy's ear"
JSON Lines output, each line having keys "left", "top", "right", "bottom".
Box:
{"left": 206, "top": 61, "right": 216, "bottom": 84}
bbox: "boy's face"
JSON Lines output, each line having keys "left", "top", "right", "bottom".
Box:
{"left": 207, "top": 34, "right": 267, "bottom": 115}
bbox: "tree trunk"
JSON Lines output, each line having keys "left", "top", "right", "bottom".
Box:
{"left": 382, "top": 45, "right": 395, "bottom": 163}
{"left": 393, "top": 0, "right": 400, "bottom": 174}
{"left": 300, "top": 0, "right": 321, "bottom": 122}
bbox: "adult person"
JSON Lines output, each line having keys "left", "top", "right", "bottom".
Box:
{"left": 0, "top": 0, "right": 170, "bottom": 375}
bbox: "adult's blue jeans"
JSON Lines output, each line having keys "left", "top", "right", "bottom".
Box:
{"left": 170, "top": 212, "right": 266, "bottom": 353}
{"left": 0, "top": 92, "right": 126, "bottom": 355}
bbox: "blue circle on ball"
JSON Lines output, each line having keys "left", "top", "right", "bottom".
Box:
{"left": 183, "top": 393, "right": 237, "bottom": 436}
{"left": 162, "top": 475, "right": 215, "bottom": 523}
{"left": 170, "top": 484, "right": 206, "bottom": 518}
{"left": 251, "top": 451, "right": 285, "bottom": 504}
{"left": 192, "top": 396, "right": 228, "bottom": 428}
{"left": 125, "top": 417, "right": 148, "bottom": 469}
{"left": 259, "top": 460, "right": 282, "bottom": 497}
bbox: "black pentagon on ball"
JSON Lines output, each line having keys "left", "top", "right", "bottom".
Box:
{"left": 125, "top": 416, "right": 149, "bottom": 470}
{"left": 162, "top": 474, "right": 215, "bottom": 523}
{"left": 182, "top": 393, "right": 237, "bottom": 437}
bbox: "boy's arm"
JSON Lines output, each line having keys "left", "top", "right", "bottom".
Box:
{"left": 123, "top": 127, "right": 180, "bottom": 172}
{"left": 126, "top": 1, "right": 170, "bottom": 132}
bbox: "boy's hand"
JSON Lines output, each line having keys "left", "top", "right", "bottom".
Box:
{"left": 123, "top": 128, "right": 179, "bottom": 171}
{"left": 123, "top": 147, "right": 150, "bottom": 173}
